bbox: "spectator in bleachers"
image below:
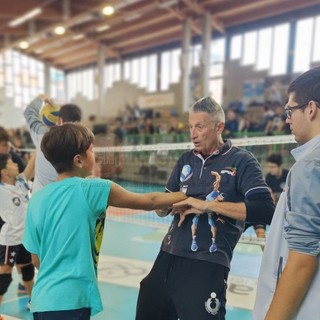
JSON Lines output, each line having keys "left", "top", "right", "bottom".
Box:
{"left": 10, "top": 130, "right": 30, "bottom": 164}
{"left": 143, "top": 118, "right": 156, "bottom": 144}
{"left": 227, "top": 97, "right": 245, "bottom": 115}
{"left": 168, "top": 114, "right": 182, "bottom": 134}
{"left": 265, "top": 80, "right": 284, "bottom": 105}
{"left": 264, "top": 105, "right": 286, "bottom": 135}
{"left": 113, "top": 118, "right": 125, "bottom": 145}
{"left": 238, "top": 114, "right": 259, "bottom": 133}
{"left": 0, "top": 127, "right": 25, "bottom": 173}
{"left": 126, "top": 118, "right": 140, "bottom": 145}
{"left": 224, "top": 110, "right": 239, "bottom": 138}
{"left": 257, "top": 105, "right": 274, "bottom": 132}
{"left": 22, "top": 128, "right": 33, "bottom": 148}
{"left": 265, "top": 154, "right": 288, "bottom": 204}
{"left": 133, "top": 105, "right": 142, "bottom": 119}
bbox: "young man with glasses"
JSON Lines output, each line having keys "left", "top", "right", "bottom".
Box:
{"left": 253, "top": 67, "right": 320, "bottom": 320}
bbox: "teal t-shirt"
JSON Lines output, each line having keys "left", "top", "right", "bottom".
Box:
{"left": 23, "top": 177, "right": 112, "bottom": 315}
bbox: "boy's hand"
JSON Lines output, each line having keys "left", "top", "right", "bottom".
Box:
{"left": 38, "top": 94, "right": 54, "bottom": 106}
{"left": 155, "top": 208, "right": 171, "bottom": 217}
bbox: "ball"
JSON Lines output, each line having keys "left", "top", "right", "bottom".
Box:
{"left": 40, "top": 103, "right": 60, "bottom": 127}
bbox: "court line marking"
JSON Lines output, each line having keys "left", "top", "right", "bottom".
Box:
{"left": 98, "top": 254, "right": 257, "bottom": 310}
{"left": 0, "top": 314, "right": 22, "bottom": 320}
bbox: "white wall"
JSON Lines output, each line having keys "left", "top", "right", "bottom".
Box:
{"left": 0, "top": 90, "right": 26, "bottom": 128}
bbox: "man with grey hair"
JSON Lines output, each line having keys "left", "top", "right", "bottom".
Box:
{"left": 135, "top": 96, "right": 274, "bottom": 320}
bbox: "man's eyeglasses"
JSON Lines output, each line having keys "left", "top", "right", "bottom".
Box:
{"left": 284, "top": 103, "right": 308, "bottom": 119}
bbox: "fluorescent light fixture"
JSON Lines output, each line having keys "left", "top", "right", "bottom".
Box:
{"left": 54, "top": 26, "right": 66, "bottom": 35}
{"left": 102, "top": 5, "right": 115, "bottom": 16}
{"left": 73, "top": 33, "right": 85, "bottom": 40}
{"left": 19, "top": 41, "right": 30, "bottom": 49}
{"left": 96, "top": 25, "right": 110, "bottom": 32}
{"left": 9, "top": 8, "right": 42, "bottom": 28}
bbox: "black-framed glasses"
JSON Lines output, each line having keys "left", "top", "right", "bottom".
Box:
{"left": 284, "top": 103, "right": 308, "bottom": 119}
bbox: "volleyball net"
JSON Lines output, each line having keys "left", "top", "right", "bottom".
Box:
{"left": 95, "top": 134, "right": 296, "bottom": 245}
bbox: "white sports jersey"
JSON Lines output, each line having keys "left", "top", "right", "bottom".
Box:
{"left": 0, "top": 174, "right": 30, "bottom": 245}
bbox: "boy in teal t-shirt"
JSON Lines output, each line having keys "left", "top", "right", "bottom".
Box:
{"left": 23, "top": 122, "right": 186, "bottom": 320}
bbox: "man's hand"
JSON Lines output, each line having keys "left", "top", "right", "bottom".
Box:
{"left": 173, "top": 198, "right": 206, "bottom": 227}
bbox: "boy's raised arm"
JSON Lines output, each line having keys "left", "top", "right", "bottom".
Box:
{"left": 23, "top": 152, "right": 36, "bottom": 181}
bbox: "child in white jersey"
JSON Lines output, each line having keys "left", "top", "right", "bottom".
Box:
{"left": 0, "top": 152, "right": 36, "bottom": 313}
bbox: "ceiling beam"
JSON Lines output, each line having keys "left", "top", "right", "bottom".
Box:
{"left": 181, "top": 0, "right": 225, "bottom": 33}
{"left": 95, "top": 13, "right": 174, "bottom": 40}
{"left": 121, "top": 30, "right": 183, "bottom": 55}
{"left": 165, "top": 6, "right": 202, "bottom": 35}
{"left": 206, "top": 0, "right": 281, "bottom": 18}
{"left": 53, "top": 47, "right": 98, "bottom": 64}
{"left": 39, "top": 41, "right": 94, "bottom": 59}
{"left": 61, "top": 53, "right": 98, "bottom": 70}
{"left": 102, "top": 19, "right": 182, "bottom": 45}
{"left": 222, "top": 0, "right": 320, "bottom": 27}
{"left": 111, "top": 25, "right": 182, "bottom": 48}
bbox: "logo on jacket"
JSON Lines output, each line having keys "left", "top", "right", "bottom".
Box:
{"left": 12, "top": 197, "right": 21, "bottom": 206}
{"left": 180, "top": 165, "right": 193, "bottom": 182}
{"left": 221, "top": 166, "right": 237, "bottom": 176}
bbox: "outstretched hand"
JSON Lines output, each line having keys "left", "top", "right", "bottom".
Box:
{"left": 172, "top": 198, "right": 206, "bottom": 227}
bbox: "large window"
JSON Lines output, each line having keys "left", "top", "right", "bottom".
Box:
{"left": 256, "top": 28, "right": 272, "bottom": 71}
{"left": 105, "top": 62, "right": 121, "bottom": 89}
{"left": 125, "top": 54, "right": 158, "bottom": 92}
{"left": 230, "top": 35, "right": 242, "bottom": 60}
{"left": 190, "top": 44, "right": 202, "bottom": 67}
{"left": 2, "top": 50, "right": 44, "bottom": 108}
{"left": 66, "top": 67, "right": 97, "bottom": 101}
{"left": 270, "top": 23, "right": 289, "bottom": 75}
{"left": 242, "top": 31, "right": 257, "bottom": 66}
{"left": 160, "top": 48, "right": 181, "bottom": 91}
{"left": 229, "top": 22, "right": 290, "bottom": 76}
{"left": 51, "top": 67, "right": 65, "bottom": 102}
{"left": 209, "top": 38, "right": 225, "bottom": 105}
{"left": 294, "top": 15, "right": 320, "bottom": 72}
{"left": 313, "top": 16, "right": 320, "bottom": 62}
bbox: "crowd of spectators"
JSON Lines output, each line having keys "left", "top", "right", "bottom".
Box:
{"left": 224, "top": 100, "right": 290, "bottom": 138}
{"left": 107, "top": 104, "right": 187, "bottom": 145}
{"left": 106, "top": 98, "right": 291, "bottom": 145}
{"left": 1, "top": 96, "right": 291, "bottom": 151}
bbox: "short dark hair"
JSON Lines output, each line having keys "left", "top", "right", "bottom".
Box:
{"left": 267, "top": 154, "right": 283, "bottom": 166}
{"left": 0, "top": 153, "right": 10, "bottom": 182}
{"left": 0, "top": 127, "right": 9, "bottom": 143}
{"left": 288, "top": 67, "right": 320, "bottom": 104}
{"left": 41, "top": 123, "right": 94, "bottom": 174}
{"left": 59, "top": 104, "right": 82, "bottom": 123}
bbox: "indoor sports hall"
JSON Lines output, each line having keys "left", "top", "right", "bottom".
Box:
{"left": 0, "top": 1, "right": 320, "bottom": 319}
{"left": 1, "top": 137, "right": 296, "bottom": 320}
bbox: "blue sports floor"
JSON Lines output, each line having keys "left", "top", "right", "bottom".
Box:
{"left": 0, "top": 218, "right": 263, "bottom": 320}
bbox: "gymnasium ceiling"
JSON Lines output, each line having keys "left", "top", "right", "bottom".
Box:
{"left": 1, "top": 0, "right": 320, "bottom": 71}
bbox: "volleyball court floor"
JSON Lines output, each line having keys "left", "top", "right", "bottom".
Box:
{"left": 0, "top": 214, "right": 263, "bottom": 320}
